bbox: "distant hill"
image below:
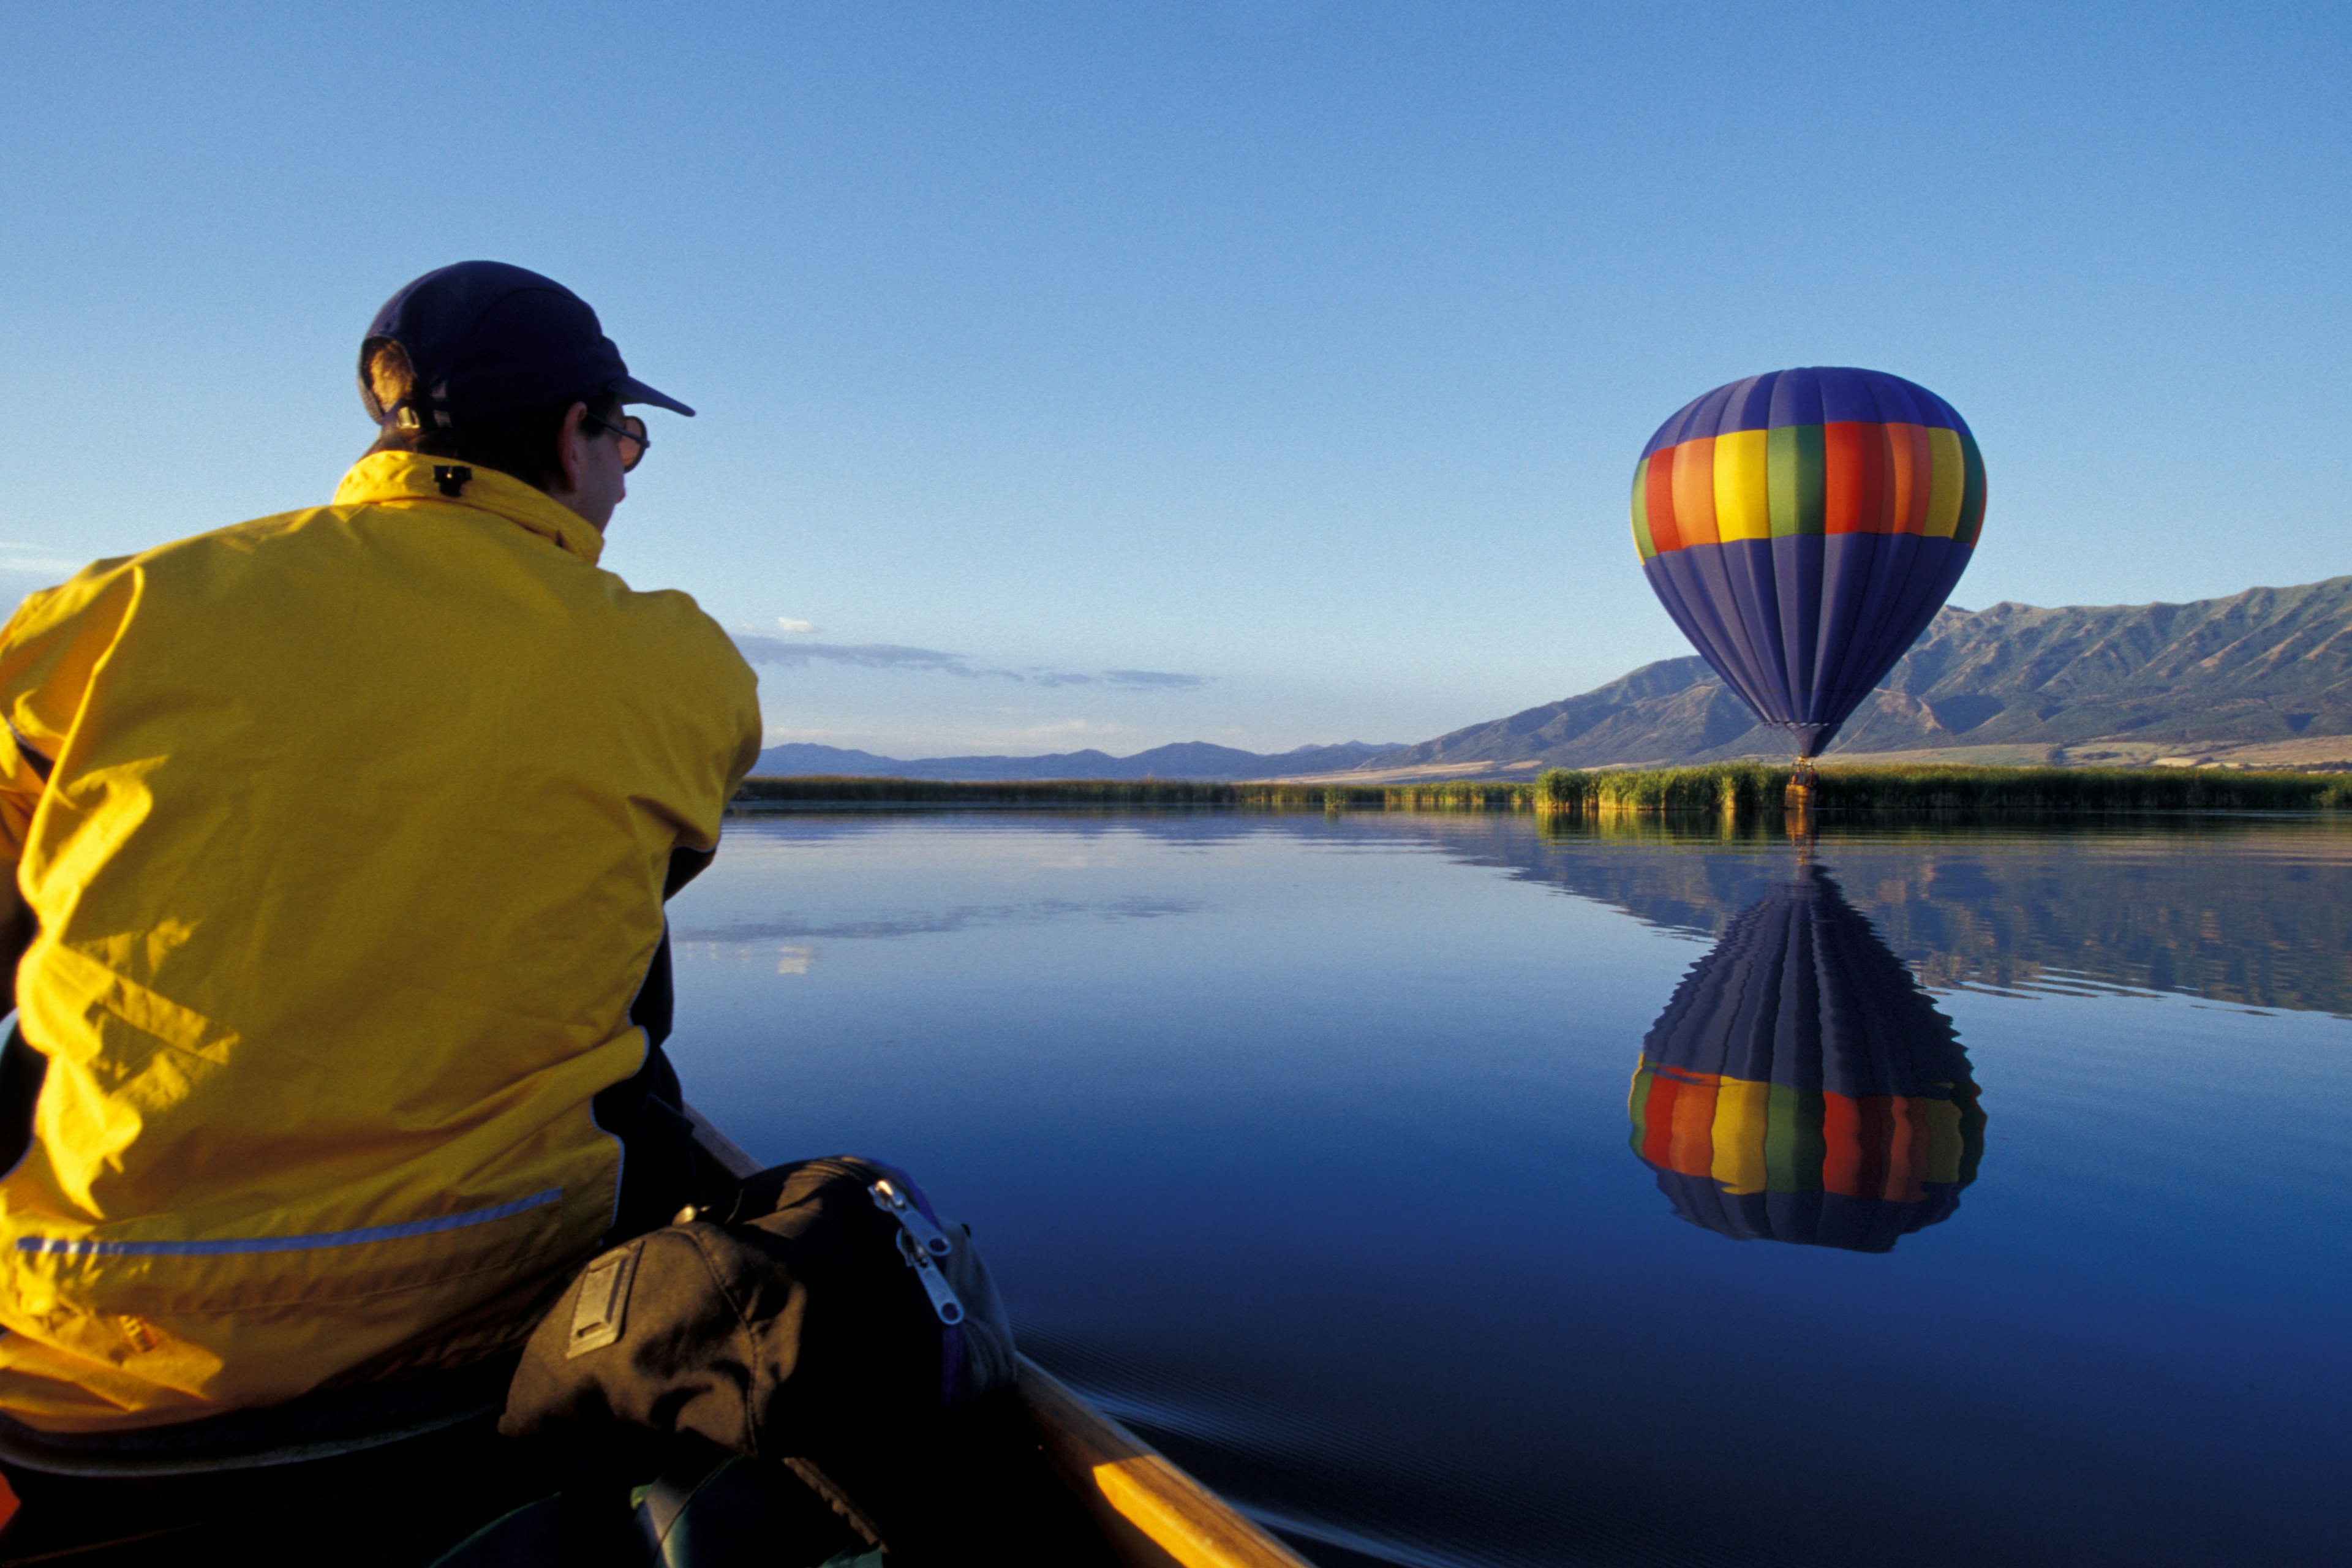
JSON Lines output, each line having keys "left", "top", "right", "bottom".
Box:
{"left": 750, "top": 739, "right": 1400, "bottom": 782}
{"left": 751, "top": 578, "right": 2352, "bottom": 783}
{"left": 1346, "top": 576, "right": 2352, "bottom": 776}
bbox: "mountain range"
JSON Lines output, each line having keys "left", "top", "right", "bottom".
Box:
{"left": 1354, "top": 575, "right": 2352, "bottom": 777}
{"left": 750, "top": 739, "right": 1402, "bottom": 783}
{"left": 752, "top": 576, "right": 2352, "bottom": 781}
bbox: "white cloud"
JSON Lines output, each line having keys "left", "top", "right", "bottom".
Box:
{"left": 775, "top": 617, "right": 820, "bottom": 634}
{"left": 733, "top": 635, "right": 983, "bottom": 677}
{"left": 1102, "top": 669, "right": 1210, "bottom": 691}
{"left": 731, "top": 633, "right": 1209, "bottom": 693}
{"left": 0, "top": 543, "right": 89, "bottom": 577}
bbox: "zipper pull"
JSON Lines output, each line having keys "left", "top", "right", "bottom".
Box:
{"left": 896, "top": 1229, "right": 965, "bottom": 1324}
{"left": 869, "top": 1178, "right": 953, "bottom": 1258}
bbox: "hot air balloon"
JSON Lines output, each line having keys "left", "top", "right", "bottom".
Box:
{"left": 1627, "top": 865, "right": 1985, "bottom": 1252}
{"left": 1631, "top": 368, "right": 1986, "bottom": 760}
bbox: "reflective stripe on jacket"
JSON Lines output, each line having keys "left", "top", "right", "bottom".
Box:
{"left": 0, "top": 453, "right": 761, "bottom": 1431}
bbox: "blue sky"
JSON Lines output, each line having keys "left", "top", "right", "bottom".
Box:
{"left": 2, "top": 2, "right": 2345, "bottom": 757}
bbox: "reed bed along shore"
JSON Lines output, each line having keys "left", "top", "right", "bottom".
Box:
{"left": 734, "top": 765, "right": 2352, "bottom": 815}
{"left": 1534, "top": 763, "right": 2352, "bottom": 815}
{"left": 730, "top": 775, "right": 1528, "bottom": 809}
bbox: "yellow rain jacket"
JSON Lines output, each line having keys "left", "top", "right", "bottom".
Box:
{"left": 0, "top": 452, "right": 761, "bottom": 1431}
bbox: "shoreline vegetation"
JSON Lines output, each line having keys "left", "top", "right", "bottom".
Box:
{"left": 733, "top": 764, "right": 2352, "bottom": 816}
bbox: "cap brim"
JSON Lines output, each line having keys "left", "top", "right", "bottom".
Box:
{"left": 613, "top": 375, "right": 695, "bottom": 417}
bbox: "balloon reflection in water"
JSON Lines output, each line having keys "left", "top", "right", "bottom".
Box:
{"left": 1628, "top": 867, "right": 1985, "bottom": 1252}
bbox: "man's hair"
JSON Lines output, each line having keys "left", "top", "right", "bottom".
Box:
{"left": 363, "top": 341, "right": 622, "bottom": 494}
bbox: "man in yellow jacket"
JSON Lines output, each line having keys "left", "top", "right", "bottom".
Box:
{"left": 0, "top": 263, "right": 762, "bottom": 1432}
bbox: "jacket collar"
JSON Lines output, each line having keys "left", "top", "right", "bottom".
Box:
{"left": 331, "top": 451, "right": 606, "bottom": 566}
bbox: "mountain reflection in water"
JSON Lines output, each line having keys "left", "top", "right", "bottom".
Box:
{"left": 1629, "top": 863, "right": 1985, "bottom": 1251}
{"left": 1453, "top": 815, "right": 2352, "bottom": 1017}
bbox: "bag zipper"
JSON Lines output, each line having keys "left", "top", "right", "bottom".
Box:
{"left": 868, "top": 1177, "right": 954, "bottom": 1258}
{"left": 893, "top": 1229, "right": 966, "bottom": 1325}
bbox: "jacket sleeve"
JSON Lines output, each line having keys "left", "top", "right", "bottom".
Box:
{"left": 0, "top": 728, "right": 43, "bottom": 872}
{"left": 675, "top": 607, "right": 762, "bottom": 854}
{"left": 0, "top": 720, "right": 42, "bottom": 1003}
{"left": 722, "top": 681, "right": 761, "bottom": 803}
{"left": 0, "top": 568, "right": 127, "bottom": 989}
{"left": 606, "top": 581, "right": 763, "bottom": 858}
{"left": 0, "top": 568, "right": 130, "bottom": 866}
{"left": 679, "top": 656, "right": 761, "bottom": 862}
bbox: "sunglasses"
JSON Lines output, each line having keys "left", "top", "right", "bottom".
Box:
{"left": 582, "top": 411, "right": 651, "bottom": 472}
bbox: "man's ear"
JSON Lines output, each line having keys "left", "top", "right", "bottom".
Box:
{"left": 552, "top": 401, "right": 590, "bottom": 496}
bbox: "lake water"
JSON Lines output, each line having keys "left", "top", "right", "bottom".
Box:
{"left": 666, "top": 810, "right": 2352, "bottom": 1568}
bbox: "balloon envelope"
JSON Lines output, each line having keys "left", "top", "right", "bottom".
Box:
{"left": 1627, "top": 867, "right": 1985, "bottom": 1252}
{"left": 1631, "top": 367, "right": 1985, "bottom": 757}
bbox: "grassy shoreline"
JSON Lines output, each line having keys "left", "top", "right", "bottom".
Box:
{"left": 730, "top": 775, "right": 1529, "bottom": 809}
{"left": 733, "top": 765, "right": 2352, "bottom": 815}
{"left": 1532, "top": 762, "right": 2350, "bottom": 814}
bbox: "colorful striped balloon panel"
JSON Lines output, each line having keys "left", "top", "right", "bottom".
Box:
{"left": 1629, "top": 367, "right": 1985, "bottom": 560}
{"left": 1626, "top": 869, "right": 1986, "bottom": 1253}
{"left": 1628, "top": 1065, "right": 1985, "bottom": 1253}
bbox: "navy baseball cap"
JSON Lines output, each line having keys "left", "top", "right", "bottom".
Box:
{"left": 359, "top": 261, "right": 693, "bottom": 430}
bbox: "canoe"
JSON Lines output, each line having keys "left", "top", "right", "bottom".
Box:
{"left": 676, "top": 1109, "right": 1311, "bottom": 1568}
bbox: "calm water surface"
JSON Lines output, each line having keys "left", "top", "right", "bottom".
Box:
{"left": 666, "top": 811, "right": 2352, "bottom": 1568}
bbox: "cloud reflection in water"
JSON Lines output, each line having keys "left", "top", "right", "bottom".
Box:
{"left": 675, "top": 895, "right": 1203, "bottom": 947}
